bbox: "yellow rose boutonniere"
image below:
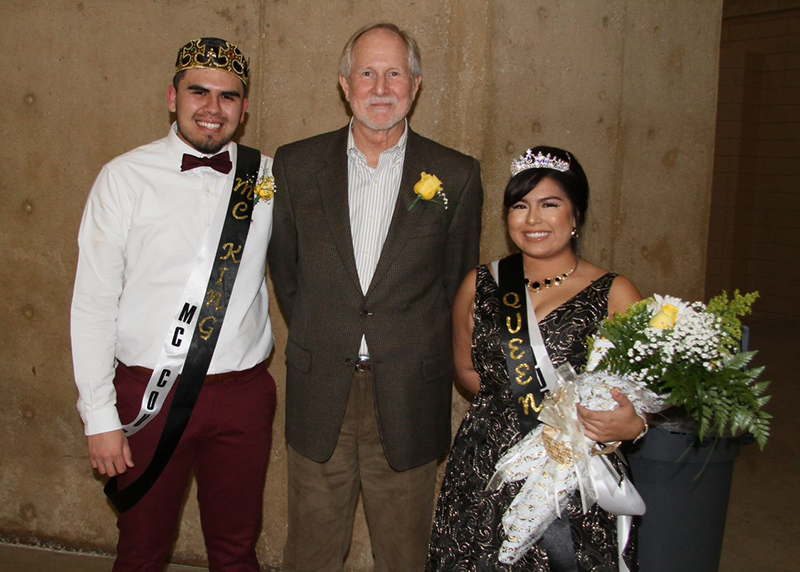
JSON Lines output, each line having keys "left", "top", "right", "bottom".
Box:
{"left": 408, "top": 172, "right": 449, "bottom": 211}
{"left": 415, "top": 172, "right": 442, "bottom": 200}
{"left": 254, "top": 175, "right": 276, "bottom": 205}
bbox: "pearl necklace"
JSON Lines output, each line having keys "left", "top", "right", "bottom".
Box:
{"left": 524, "top": 259, "right": 579, "bottom": 294}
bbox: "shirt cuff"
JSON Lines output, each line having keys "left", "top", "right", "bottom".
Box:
{"left": 81, "top": 405, "right": 123, "bottom": 436}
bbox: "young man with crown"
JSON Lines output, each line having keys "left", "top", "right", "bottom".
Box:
{"left": 70, "top": 37, "right": 276, "bottom": 571}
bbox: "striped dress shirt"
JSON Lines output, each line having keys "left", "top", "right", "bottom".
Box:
{"left": 347, "top": 120, "right": 409, "bottom": 356}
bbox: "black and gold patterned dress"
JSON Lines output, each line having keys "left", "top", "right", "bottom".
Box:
{"left": 427, "top": 264, "right": 637, "bottom": 572}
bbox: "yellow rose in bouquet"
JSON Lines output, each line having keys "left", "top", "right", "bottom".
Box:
{"left": 649, "top": 304, "right": 678, "bottom": 329}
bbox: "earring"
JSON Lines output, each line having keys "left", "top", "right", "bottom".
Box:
{"left": 571, "top": 228, "right": 579, "bottom": 239}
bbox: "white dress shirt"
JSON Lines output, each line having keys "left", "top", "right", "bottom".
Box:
{"left": 71, "top": 124, "right": 274, "bottom": 435}
{"left": 347, "top": 120, "right": 408, "bottom": 356}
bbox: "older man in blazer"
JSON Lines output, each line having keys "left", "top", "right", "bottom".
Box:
{"left": 269, "top": 23, "right": 483, "bottom": 571}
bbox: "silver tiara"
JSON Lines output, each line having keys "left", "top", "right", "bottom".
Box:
{"left": 510, "top": 149, "right": 570, "bottom": 176}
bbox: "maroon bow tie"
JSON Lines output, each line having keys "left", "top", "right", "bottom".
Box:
{"left": 181, "top": 151, "right": 233, "bottom": 174}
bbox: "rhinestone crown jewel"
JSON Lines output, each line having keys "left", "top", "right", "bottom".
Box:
{"left": 510, "top": 149, "right": 570, "bottom": 177}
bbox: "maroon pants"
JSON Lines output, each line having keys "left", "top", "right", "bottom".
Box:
{"left": 111, "top": 361, "right": 276, "bottom": 572}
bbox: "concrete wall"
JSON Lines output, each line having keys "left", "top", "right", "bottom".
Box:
{"left": 706, "top": 1, "right": 800, "bottom": 323}
{"left": 0, "top": 1, "right": 722, "bottom": 569}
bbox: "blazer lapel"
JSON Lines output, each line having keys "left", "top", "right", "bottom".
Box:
{"left": 315, "top": 127, "right": 363, "bottom": 294}
{"left": 366, "top": 129, "right": 430, "bottom": 296}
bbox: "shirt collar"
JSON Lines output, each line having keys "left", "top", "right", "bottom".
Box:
{"left": 347, "top": 118, "right": 408, "bottom": 164}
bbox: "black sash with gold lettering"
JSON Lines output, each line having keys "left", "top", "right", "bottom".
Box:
{"left": 498, "top": 252, "right": 578, "bottom": 571}
{"left": 498, "top": 252, "right": 549, "bottom": 438}
{"left": 105, "top": 145, "right": 262, "bottom": 513}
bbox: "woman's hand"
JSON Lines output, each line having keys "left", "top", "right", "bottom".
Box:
{"left": 577, "top": 389, "right": 646, "bottom": 443}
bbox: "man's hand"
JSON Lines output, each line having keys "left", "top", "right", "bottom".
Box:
{"left": 87, "top": 430, "right": 134, "bottom": 477}
{"left": 577, "top": 389, "right": 646, "bottom": 443}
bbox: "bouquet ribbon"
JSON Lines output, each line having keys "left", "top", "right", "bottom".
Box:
{"left": 537, "top": 379, "right": 596, "bottom": 515}
{"left": 542, "top": 366, "right": 645, "bottom": 572}
{"left": 489, "top": 362, "right": 646, "bottom": 570}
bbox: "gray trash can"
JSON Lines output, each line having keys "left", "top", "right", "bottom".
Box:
{"left": 626, "top": 425, "right": 745, "bottom": 572}
{"left": 626, "top": 324, "right": 752, "bottom": 572}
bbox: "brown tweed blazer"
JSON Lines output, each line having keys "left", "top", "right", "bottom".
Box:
{"left": 268, "top": 125, "right": 483, "bottom": 471}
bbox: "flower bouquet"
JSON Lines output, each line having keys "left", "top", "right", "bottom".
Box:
{"left": 489, "top": 290, "right": 770, "bottom": 564}
{"left": 588, "top": 290, "right": 770, "bottom": 445}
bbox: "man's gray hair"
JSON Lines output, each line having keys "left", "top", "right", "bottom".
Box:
{"left": 338, "top": 23, "right": 422, "bottom": 80}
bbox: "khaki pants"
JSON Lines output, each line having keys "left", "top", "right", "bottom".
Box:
{"left": 283, "top": 369, "right": 438, "bottom": 572}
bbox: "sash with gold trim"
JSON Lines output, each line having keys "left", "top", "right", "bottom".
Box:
{"left": 105, "top": 145, "right": 263, "bottom": 512}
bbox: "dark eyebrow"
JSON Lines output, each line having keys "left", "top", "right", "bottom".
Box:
{"left": 538, "top": 195, "right": 565, "bottom": 202}
{"left": 186, "top": 84, "right": 242, "bottom": 98}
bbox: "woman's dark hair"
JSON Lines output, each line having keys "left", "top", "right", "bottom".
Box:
{"left": 503, "top": 145, "right": 589, "bottom": 232}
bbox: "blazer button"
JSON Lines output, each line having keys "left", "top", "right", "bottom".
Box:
{"left": 360, "top": 310, "right": 374, "bottom": 317}
{"left": 344, "top": 358, "right": 353, "bottom": 366}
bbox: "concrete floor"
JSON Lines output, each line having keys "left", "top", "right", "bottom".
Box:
{"left": 0, "top": 321, "right": 796, "bottom": 571}
{"left": 0, "top": 543, "right": 204, "bottom": 572}
{"left": 717, "top": 320, "right": 798, "bottom": 572}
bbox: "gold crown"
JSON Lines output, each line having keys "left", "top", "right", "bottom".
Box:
{"left": 174, "top": 38, "right": 249, "bottom": 87}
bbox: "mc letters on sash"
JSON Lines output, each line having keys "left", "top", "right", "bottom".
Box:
{"left": 105, "top": 145, "right": 262, "bottom": 513}
{"left": 498, "top": 253, "right": 549, "bottom": 437}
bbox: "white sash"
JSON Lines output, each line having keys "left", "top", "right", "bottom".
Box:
{"left": 122, "top": 163, "right": 253, "bottom": 436}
